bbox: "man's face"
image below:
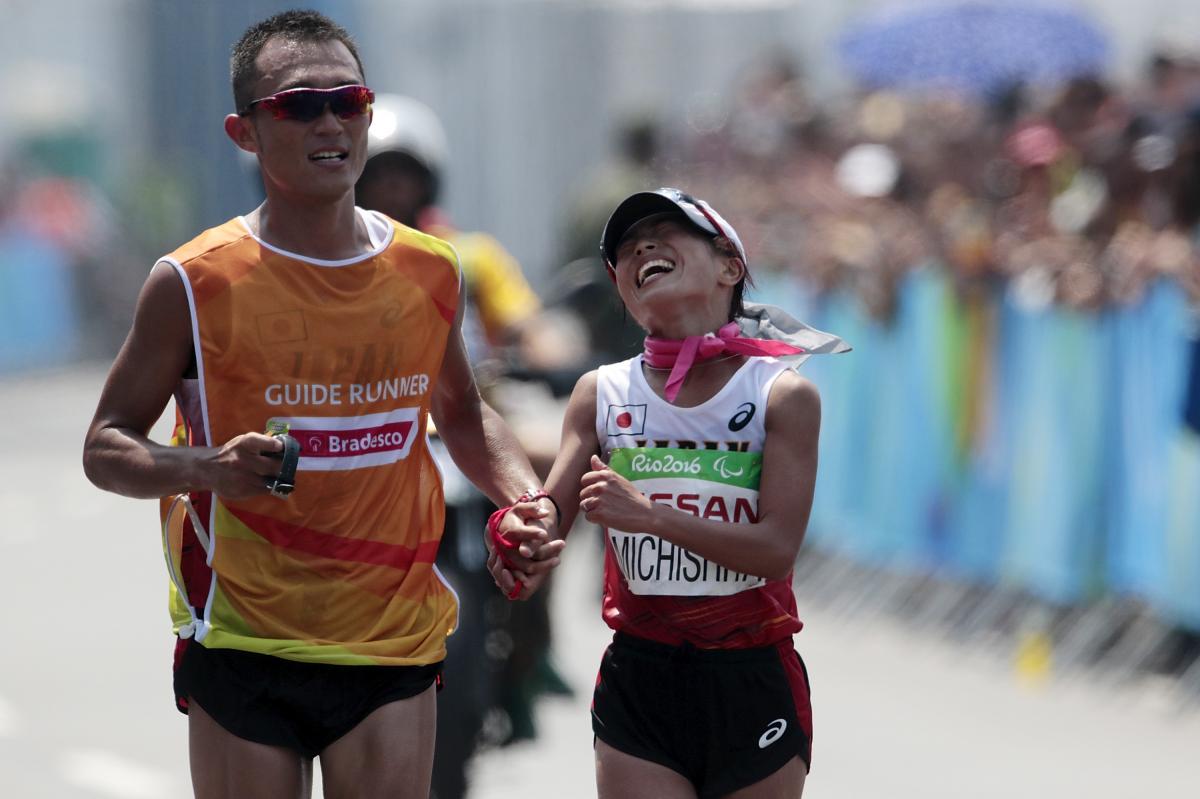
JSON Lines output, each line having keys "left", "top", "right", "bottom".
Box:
{"left": 231, "top": 36, "right": 371, "bottom": 204}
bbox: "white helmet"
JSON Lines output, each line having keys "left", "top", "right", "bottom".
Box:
{"left": 366, "top": 94, "right": 449, "bottom": 176}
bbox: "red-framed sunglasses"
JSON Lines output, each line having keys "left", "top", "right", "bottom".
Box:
{"left": 238, "top": 85, "right": 375, "bottom": 122}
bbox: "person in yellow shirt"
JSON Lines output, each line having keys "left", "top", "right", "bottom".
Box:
{"left": 82, "top": 11, "right": 561, "bottom": 799}
{"left": 356, "top": 94, "right": 542, "bottom": 356}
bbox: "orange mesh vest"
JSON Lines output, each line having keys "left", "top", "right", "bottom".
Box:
{"left": 159, "top": 211, "right": 460, "bottom": 665}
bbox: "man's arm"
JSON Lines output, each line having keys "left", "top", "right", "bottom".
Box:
{"left": 488, "top": 370, "right": 600, "bottom": 598}
{"left": 82, "top": 262, "right": 283, "bottom": 500}
{"left": 429, "top": 279, "right": 553, "bottom": 516}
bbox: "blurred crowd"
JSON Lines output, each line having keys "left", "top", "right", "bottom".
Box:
{"left": 0, "top": 126, "right": 193, "bottom": 372}
{"left": 661, "top": 50, "right": 1200, "bottom": 317}
{"left": 595, "top": 49, "right": 1200, "bottom": 653}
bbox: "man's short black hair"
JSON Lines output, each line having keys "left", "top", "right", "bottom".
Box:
{"left": 230, "top": 9, "right": 365, "bottom": 112}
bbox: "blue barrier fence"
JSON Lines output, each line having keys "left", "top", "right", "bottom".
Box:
{"left": 0, "top": 229, "right": 82, "bottom": 374}
{"left": 764, "top": 269, "right": 1200, "bottom": 632}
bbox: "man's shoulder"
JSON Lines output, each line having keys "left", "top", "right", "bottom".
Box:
{"left": 419, "top": 221, "right": 522, "bottom": 281}
{"left": 161, "top": 217, "right": 253, "bottom": 267}
{"left": 444, "top": 231, "right": 522, "bottom": 284}
{"left": 437, "top": 228, "right": 506, "bottom": 257}
{"left": 369, "top": 213, "right": 459, "bottom": 269}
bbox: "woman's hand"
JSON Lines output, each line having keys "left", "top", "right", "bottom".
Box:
{"left": 497, "top": 499, "right": 556, "bottom": 558}
{"left": 579, "top": 454, "right": 654, "bottom": 531}
{"left": 485, "top": 500, "right": 565, "bottom": 600}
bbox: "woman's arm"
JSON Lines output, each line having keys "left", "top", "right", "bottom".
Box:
{"left": 579, "top": 371, "right": 820, "bottom": 581}
{"left": 430, "top": 279, "right": 556, "bottom": 524}
{"left": 538, "top": 369, "right": 602, "bottom": 536}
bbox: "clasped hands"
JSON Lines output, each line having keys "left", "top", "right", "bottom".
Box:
{"left": 486, "top": 455, "right": 654, "bottom": 600}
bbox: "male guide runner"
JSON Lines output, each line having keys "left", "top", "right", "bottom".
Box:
{"left": 83, "top": 11, "right": 560, "bottom": 799}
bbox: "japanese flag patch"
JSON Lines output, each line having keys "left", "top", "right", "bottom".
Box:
{"left": 605, "top": 403, "right": 647, "bottom": 436}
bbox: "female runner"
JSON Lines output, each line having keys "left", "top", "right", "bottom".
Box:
{"left": 490, "top": 188, "right": 846, "bottom": 799}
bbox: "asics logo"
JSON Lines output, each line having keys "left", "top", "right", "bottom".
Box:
{"left": 758, "top": 719, "right": 787, "bottom": 749}
{"left": 728, "top": 402, "right": 755, "bottom": 432}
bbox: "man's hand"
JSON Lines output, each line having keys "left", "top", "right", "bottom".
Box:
{"left": 200, "top": 433, "right": 286, "bottom": 500}
{"left": 578, "top": 455, "right": 653, "bottom": 531}
{"left": 501, "top": 498, "right": 556, "bottom": 557}
{"left": 485, "top": 499, "right": 565, "bottom": 600}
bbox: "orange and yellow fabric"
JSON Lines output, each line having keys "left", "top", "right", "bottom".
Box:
{"left": 159, "top": 212, "right": 460, "bottom": 666}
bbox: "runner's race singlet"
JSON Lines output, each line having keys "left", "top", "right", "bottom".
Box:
{"left": 595, "top": 355, "right": 804, "bottom": 648}
{"left": 159, "top": 209, "right": 461, "bottom": 666}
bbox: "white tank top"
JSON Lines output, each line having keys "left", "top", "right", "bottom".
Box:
{"left": 595, "top": 354, "right": 786, "bottom": 454}
{"left": 594, "top": 355, "right": 788, "bottom": 598}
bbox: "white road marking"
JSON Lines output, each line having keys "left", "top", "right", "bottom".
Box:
{"left": 60, "top": 748, "right": 173, "bottom": 799}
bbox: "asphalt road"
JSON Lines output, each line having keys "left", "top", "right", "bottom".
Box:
{"left": 3, "top": 365, "right": 1198, "bottom": 798}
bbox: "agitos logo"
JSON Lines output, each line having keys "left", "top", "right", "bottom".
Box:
{"left": 712, "top": 455, "right": 745, "bottom": 480}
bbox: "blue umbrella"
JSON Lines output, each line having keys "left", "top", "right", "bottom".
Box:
{"left": 839, "top": 1, "right": 1110, "bottom": 95}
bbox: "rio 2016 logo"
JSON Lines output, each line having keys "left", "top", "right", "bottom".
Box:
{"left": 630, "top": 452, "right": 702, "bottom": 475}
{"left": 728, "top": 402, "right": 755, "bottom": 432}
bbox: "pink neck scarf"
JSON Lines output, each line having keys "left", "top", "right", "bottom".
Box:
{"left": 643, "top": 321, "right": 805, "bottom": 403}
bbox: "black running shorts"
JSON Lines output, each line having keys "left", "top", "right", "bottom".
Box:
{"left": 174, "top": 640, "right": 443, "bottom": 757}
{"left": 592, "top": 632, "right": 812, "bottom": 798}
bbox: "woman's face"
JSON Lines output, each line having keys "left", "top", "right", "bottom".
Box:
{"left": 612, "top": 214, "right": 743, "bottom": 332}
